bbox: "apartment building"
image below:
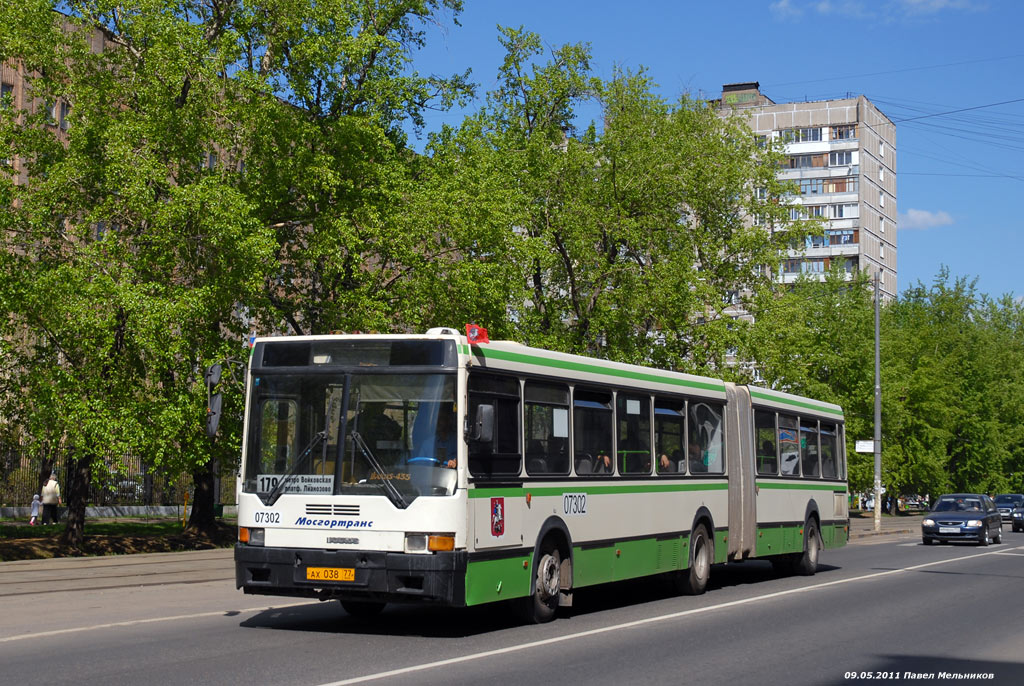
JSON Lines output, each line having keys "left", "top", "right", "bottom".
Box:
{"left": 719, "top": 82, "right": 897, "bottom": 300}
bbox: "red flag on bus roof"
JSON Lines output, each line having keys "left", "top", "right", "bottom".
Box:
{"left": 465, "top": 323, "right": 490, "bottom": 344}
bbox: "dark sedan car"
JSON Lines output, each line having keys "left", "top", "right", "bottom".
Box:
{"left": 921, "top": 493, "right": 1003, "bottom": 546}
{"left": 994, "top": 493, "right": 1024, "bottom": 530}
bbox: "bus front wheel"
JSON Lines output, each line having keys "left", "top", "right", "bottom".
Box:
{"left": 520, "top": 543, "right": 560, "bottom": 624}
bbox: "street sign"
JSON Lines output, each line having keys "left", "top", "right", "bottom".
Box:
{"left": 855, "top": 440, "right": 874, "bottom": 453}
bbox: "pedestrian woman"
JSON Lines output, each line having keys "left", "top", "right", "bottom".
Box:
{"left": 41, "top": 472, "right": 61, "bottom": 525}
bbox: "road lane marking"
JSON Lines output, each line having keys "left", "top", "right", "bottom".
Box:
{"left": 318, "top": 545, "right": 1024, "bottom": 686}
{"left": 0, "top": 600, "right": 319, "bottom": 643}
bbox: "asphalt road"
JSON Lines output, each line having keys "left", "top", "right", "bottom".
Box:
{"left": 2, "top": 526, "right": 1022, "bottom": 686}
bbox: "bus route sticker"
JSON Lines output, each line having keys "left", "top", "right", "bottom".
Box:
{"left": 491, "top": 497, "right": 504, "bottom": 537}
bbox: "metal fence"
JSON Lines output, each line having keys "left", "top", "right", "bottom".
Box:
{"left": 0, "top": 444, "right": 236, "bottom": 508}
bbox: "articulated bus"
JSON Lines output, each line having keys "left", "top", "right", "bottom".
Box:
{"left": 235, "top": 329, "right": 849, "bottom": 622}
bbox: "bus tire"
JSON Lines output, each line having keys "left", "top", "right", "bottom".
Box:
{"left": 520, "top": 542, "right": 560, "bottom": 624}
{"left": 794, "top": 519, "right": 820, "bottom": 576}
{"left": 340, "top": 600, "right": 386, "bottom": 618}
{"left": 680, "top": 523, "right": 711, "bottom": 595}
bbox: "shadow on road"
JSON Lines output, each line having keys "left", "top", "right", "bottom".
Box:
{"left": 239, "top": 559, "right": 842, "bottom": 638}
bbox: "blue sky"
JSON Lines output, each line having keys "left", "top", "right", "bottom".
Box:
{"left": 410, "top": 0, "right": 1024, "bottom": 301}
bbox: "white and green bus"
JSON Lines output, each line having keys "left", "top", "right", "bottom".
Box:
{"left": 235, "top": 329, "right": 849, "bottom": 622}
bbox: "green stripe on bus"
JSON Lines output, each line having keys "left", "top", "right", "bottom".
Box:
{"left": 756, "top": 481, "right": 848, "bottom": 492}
{"left": 749, "top": 389, "right": 844, "bottom": 417}
{"left": 755, "top": 521, "right": 848, "bottom": 556}
{"left": 468, "top": 482, "right": 729, "bottom": 498}
{"left": 459, "top": 344, "right": 726, "bottom": 393}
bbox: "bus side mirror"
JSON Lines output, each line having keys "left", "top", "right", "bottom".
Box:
{"left": 468, "top": 404, "right": 494, "bottom": 443}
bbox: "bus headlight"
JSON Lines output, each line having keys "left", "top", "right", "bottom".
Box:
{"left": 404, "top": 533, "right": 455, "bottom": 553}
{"left": 240, "top": 527, "right": 265, "bottom": 546}
{"left": 405, "top": 534, "right": 427, "bottom": 552}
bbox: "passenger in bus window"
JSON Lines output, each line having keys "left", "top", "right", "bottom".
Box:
{"left": 593, "top": 451, "right": 612, "bottom": 474}
{"left": 688, "top": 440, "right": 706, "bottom": 474}
{"left": 658, "top": 451, "right": 683, "bottom": 473}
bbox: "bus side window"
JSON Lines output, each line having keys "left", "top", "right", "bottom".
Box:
{"left": 468, "top": 373, "right": 522, "bottom": 477}
{"left": 778, "top": 414, "right": 800, "bottom": 476}
{"left": 654, "top": 397, "right": 686, "bottom": 475}
{"left": 618, "top": 393, "right": 652, "bottom": 475}
{"left": 800, "top": 419, "right": 820, "bottom": 478}
{"left": 573, "top": 387, "right": 613, "bottom": 476}
{"left": 754, "top": 409, "right": 778, "bottom": 475}
{"left": 820, "top": 422, "right": 837, "bottom": 478}
{"left": 689, "top": 401, "right": 724, "bottom": 474}
{"left": 524, "top": 381, "right": 570, "bottom": 476}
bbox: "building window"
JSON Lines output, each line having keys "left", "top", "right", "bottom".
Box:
{"left": 802, "top": 259, "right": 825, "bottom": 274}
{"left": 798, "top": 178, "right": 824, "bottom": 195}
{"left": 823, "top": 177, "right": 858, "bottom": 194}
{"left": 59, "top": 101, "right": 70, "bottom": 130}
{"left": 880, "top": 217, "right": 885, "bottom": 233}
{"left": 783, "top": 259, "right": 802, "bottom": 274}
{"left": 880, "top": 245, "right": 885, "bottom": 259}
{"left": 831, "top": 203, "right": 859, "bottom": 219}
{"left": 879, "top": 167, "right": 884, "bottom": 182}
{"left": 806, "top": 234, "right": 826, "bottom": 249}
{"left": 204, "top": 151, "right": 218, "bottom": 169}
{"left": 826, "top": 229, "right": 856, "bottom": 246}
{"left": 781, "top": 127, "right": 822, "bottom": 143}
{"left": 831, "top": 124, "right": 856, "bottom": 140}
{"left": 0, "top": 82, "right": 13, "bottom": 108}
{"left": 786, "top": 153, "right": 827, "bottom": 169}
{"left": 879, "top": 192, "right": 885, "bottom": 208}
{"left": 829, "top": 151, "right": 853, "bottom": 166}
{"left": 879, "top": 141, "right": 884, "bottom": 157}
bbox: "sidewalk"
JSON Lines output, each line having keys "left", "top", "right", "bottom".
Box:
{"left": 848, "top": 511, "right": 923, "bottom": 539}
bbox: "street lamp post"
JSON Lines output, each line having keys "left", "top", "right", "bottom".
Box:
{"left": 873, "top": 271, "right": 882, "bottom": 533}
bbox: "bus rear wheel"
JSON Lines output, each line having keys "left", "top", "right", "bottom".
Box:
{"left": 794, "top": 519, "right": 820, "bottom": 576}
{"left": 520, "top": 543, "right": 560, "bottom": 624}
{"left": 676, "top": 523, "right": 711, "bottom": 595}
{"left": 340, "top": 600, "right": 386, "bottom": 618}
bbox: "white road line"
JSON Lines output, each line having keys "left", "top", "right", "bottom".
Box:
{"left": 318, "top": 545, "right": 1024, "bottom": 686}
{"left": 0, "top": 600, "right": 319, "bottom": 643}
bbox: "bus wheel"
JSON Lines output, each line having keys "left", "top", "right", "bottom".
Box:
{"left": 521, "top": 543, "right": 560, "bottom": 624}
{"left": 340, "top": 600, "right": 386, "bottom": 618}
{"left": 794, "top": 519, "right": 820, "bottom": 576}
{"left": 679, "top": 523, "right": 711, "bottom": 595}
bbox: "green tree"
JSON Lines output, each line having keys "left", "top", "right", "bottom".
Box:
{"left": 440, "top": 27, "right": 802, "bottom": 373}
{"left": 747, "top": 267, "right": 875, "bottom": 491}
{"left": 0, "top": 1, "right": 471, "bottom": 542}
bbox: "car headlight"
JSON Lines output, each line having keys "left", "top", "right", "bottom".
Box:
{"left": 922, "top": 518, "right": 934, "bottom": 526}
{"left": 966, "top": 520, "right": 982, "bottom": 527}
{"left": 1014, "top": 512, "right": 1023, "bottom": 519}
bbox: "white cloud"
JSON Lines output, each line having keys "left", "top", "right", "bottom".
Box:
{"left": 769, "top": 0, "right": 803, "bottom": 18}
{"left": 900, "top": 0, "right": 979, "bottom": 15}
{"left": 898, "top": 208, "right": 954, "bottom": 230}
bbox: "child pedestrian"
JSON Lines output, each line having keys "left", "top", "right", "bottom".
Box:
{"left": 30, "top": 494, "right": 40, "bottom": 525}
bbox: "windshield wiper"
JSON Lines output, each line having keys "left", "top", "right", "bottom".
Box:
{"left": 350, "top": 430, "right": 408, "bottom": 509}
{"left": 261, "top": 430, "right": 327, "bottom": 506}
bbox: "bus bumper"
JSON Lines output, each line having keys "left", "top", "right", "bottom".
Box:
{"left": 234, "top": 544, "right": 467, "bottom": 606}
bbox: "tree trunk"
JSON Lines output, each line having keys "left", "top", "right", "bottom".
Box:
{"left": 60, "top": 454, "right": 91, "bottom": 551}
{"left": 187, "top": 459, "right": 217, "bottom": 533}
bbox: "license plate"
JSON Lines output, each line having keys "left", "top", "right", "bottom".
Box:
{"left": 938, "top": 526, "right": 960, "bottom": 534}
{"left": 306, "top": 567, "right": 355, "bottom": 582}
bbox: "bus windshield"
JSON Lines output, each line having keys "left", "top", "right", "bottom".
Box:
{"left": 243, "top": 372, "right": 458, "bottom": 504}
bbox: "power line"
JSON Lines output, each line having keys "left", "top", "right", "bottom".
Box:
{"left": 892, "top": 97, "right": 1024, "bottom": 123}
{"left": 764, "top": 54, "right": 1024, "bottom": 89}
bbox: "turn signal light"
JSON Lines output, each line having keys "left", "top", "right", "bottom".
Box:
{"left": 428, "top": 535, "right": 455, "bottom": 552}
{"left": 239, "top": 527, "right": 250, "bottom": 543}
